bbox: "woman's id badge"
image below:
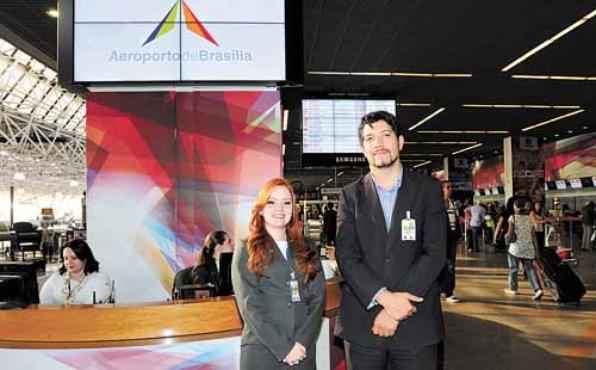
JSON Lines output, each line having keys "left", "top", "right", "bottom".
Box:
{"left": 402, "top": 211, "right": 416, "bottom": 241}
{"left": 290, "top": 272, "right": 301, "bottom": 303}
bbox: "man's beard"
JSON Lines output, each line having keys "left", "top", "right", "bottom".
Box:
{"left": 371, "top": 152, "right": 399, "bottom": 169}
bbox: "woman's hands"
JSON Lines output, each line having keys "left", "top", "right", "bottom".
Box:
{"left": 283, "top": 342, "right": 306, "bottom": 366}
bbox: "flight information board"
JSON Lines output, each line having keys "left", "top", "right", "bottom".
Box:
{"left": 302, "top": 99, "right": 396, "bottom": 153}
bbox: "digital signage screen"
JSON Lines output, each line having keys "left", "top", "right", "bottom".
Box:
{"left": 302, "top": 99, "right": 397, "bottom": 154}
{"left": 67, "top": 0, "right": 288, "bottom": 83}
{"left": 581, "top": 177, "right": 595, "bottom": 188}
{"left": 569, "top": 178, "right": 582, "bottom": 189}
{"left": 555, "top": 180, "right": 567, "bottom": 190}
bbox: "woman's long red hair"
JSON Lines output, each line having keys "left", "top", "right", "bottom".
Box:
{"left": 247, "top": 178, "right": 318, "bottom": 281}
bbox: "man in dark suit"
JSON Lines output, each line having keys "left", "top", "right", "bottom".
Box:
{"left": 336, "top": 111, "right": 446, "bottom": 370}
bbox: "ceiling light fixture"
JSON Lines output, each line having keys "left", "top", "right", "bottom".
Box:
{"left": 406, "top": 141, "right": 477, "bottom": 145}
{"left": 13, "top": 172, "right": 26, "bottom": 181}
{"left": 47, "top": 9, "right": 59, "bottom": 18}
{"left": 283, "top": 109, "right": 289, "bottom": 131}
{"left": 417, "top": 130, "right": 509, "bottom": 134}
{"left": 451, "top": 143, "right": 483, "bottom": 155}
{"left": 401, "top": 153, "right": 443, "bottom": 157}
{"left": 451, "top": 143, "right": 484, "bottom": 155}
{"left": 512, "top": 74, "right": 596, "bottom": 81}
{"left": 521, "top": 109, "right": 585, "bottom": 132}
{"left": 502, "top": 8, "right": 596, "bottom": 72}
{"left": 413, "top": 160, "right": 433, "bottom": 168}
{"left": 349, "top": 72, "right": 392, "bottom": 76}
{"left": 397, "top": 103, "right": 433, "bottom": 107}
{"left": 408, "top": 108, "right": 446, "bottom": 131}
{"left": 308, "top": 71, "right": 472, "bottom": 78}
{"left": 462, "top": 104, "right": 581, "bottom": 109}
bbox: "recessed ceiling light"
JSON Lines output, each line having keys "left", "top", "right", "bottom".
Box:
{"left": 502, "top": 8, "right": 596, "bottom": 72}
{"left": 554, "top": 134, "right": 560, "bottom": 137}
{"left": 408, "top": 108, "right": 446, "bottom": 131}
{"left": 583, "top": 126, "right": 589, "bottom": 130}
{"left": 47, "top": 9, "right": 59, "bottom": 18}
{"left": 512, "top": 74, "right": 596, "bottom": 81}
{"left": 308, "top": 71, "right": 472, "bottom": 78}
{"left": 462, "top": 103, "right": 581, "bottom": 109}
{"left": 397, "top": 103, "right": 433, "bottom": 107}
{"left": 568, "top": 130, "right": 573, "bottom": 134}
{"left": 451, "top": 143, "right": 483, "bottom": 155}
{"left": 521, "top": 109, "right": 585, "bottom": 132}
{"left": 406, "top": 141, "right": 477, "bottom": 145}
{"left": 413, "top": 160, "right": 433, "bottom": 168}
{"left": 418, "top": 130, "right": 509, "bottom": 134}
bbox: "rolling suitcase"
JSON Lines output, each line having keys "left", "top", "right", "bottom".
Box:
{"left": 539, "top": 247, "right": 585, "bottom": 305}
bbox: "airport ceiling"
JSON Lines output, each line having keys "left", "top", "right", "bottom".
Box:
{"left": 1, "top": 0, "right": 596, "bottom": 190}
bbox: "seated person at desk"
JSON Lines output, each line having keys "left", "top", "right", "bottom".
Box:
{"left": 40, "top": 239, "right": 112, "bottom": 305}
{"left": 173, "top": 230, "right": 233, "bottom": 298}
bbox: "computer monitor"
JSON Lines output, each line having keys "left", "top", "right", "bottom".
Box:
{"left": 0, "top": 261, "right": 40, "bottom": 308}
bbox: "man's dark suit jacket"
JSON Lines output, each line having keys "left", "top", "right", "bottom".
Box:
{"left": 336, "top": 170, "right": 447, "bottom": 349}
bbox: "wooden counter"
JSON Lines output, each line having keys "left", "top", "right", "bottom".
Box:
{"left": 0, "top": 280, "right": 341, "bottom": 349}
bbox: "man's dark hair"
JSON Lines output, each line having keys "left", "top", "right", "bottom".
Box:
{"left": 327, "top": 202, "right": 334, "bottom": 210}
{"left": 358, "top": 110, "right": 403, "bottom": 145}
{"left": 59, "top": 239, "right": 100, "bottom": 275}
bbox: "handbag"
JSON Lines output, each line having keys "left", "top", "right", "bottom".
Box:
{"left": 505, "top": 216, "right": 517, "bottom": 245}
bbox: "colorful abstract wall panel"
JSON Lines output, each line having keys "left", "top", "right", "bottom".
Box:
{"left": 544, "top": 132, "right": 596, "bottom": 181}
{"left": 472, "top": 156, "right": 504, "bottom": 191}
{"left": 86, "top": 91, "right": 281, "bottom": 302}
{"left": 0, "top": 337, "right": 241, "bottom": 370}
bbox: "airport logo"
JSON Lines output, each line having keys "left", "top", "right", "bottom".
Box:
{"left": 143, "top": 0, "right": 219, "bottom": 47}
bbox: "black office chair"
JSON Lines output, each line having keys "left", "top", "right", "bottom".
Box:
{"left": 12, "top": 222, "right": 42, "bottom": 260}
{"left": 0, "top": 223, "right": 14, "bottom": 258}
{"left": 217, "top": 252, "right": 234, "bottom": 296}
{"left": 172, "top": 266, "right": 216, "bottom": 299}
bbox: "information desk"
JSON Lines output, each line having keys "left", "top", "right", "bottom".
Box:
{"left": 0, "top": 281, "right": 341, "bottom": 369}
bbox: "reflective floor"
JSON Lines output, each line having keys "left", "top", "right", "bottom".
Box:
{"left": 443, "top": 246, "right": 596, "bottom": 370}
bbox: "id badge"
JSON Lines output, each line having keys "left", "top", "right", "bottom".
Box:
{"left": 290, "top": 272, "right": 301, "bottom": 303}
{"left": 401, "top": 211, "right": 416, "bottom": 241}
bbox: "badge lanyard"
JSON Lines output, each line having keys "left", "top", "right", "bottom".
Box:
{"left": 401, "top": 210, "right": 416, "bottom": 241}
{"left": 286, "top": 247, "right": 302, "bottom": 303}
{"left": 290, "top": 272, "right": 301, "bottom": 303}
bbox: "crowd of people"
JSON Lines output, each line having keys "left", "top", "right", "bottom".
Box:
{"left": 35, "top": 108, "right": 594, "bottom": 370}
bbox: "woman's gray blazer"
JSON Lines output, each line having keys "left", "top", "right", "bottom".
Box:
{"left": 231, "top": 240, "right": 325, "bottom": 370}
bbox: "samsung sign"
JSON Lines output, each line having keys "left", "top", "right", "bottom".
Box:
{"left": 73, "top": 0, "right": 286, "bottom": 82}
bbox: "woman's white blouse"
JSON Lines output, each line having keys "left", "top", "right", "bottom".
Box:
{"left": 40, "top": 271, "right": 112, "bottom": 305}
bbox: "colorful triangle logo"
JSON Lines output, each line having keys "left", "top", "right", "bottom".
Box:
{"left": 143, "top": 0, "right": 219, "bottom": 47}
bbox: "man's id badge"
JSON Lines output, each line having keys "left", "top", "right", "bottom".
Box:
{"left": 401, "top": 211, "right": 416, "bottom": 241}
{"left": 290, "top": 272, "right": 301, "bottom": 303}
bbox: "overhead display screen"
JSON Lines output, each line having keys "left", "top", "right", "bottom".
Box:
{"left": 302, "top": 99, "right": 396, "bottom": 153}
{"left": 73, "top": 0, "right": 286, "bottom": 82}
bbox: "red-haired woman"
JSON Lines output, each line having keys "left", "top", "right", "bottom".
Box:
{"left": 232, "top": 178, "right": 325, "bottom": 369}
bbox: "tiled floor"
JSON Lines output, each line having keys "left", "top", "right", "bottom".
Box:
{"left": 443, "top": 246, "right": 596, "bottom": 370}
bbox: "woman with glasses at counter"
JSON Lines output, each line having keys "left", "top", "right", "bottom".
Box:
{"left": 40, "top": 239, "right": 112, "bottom": 305}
